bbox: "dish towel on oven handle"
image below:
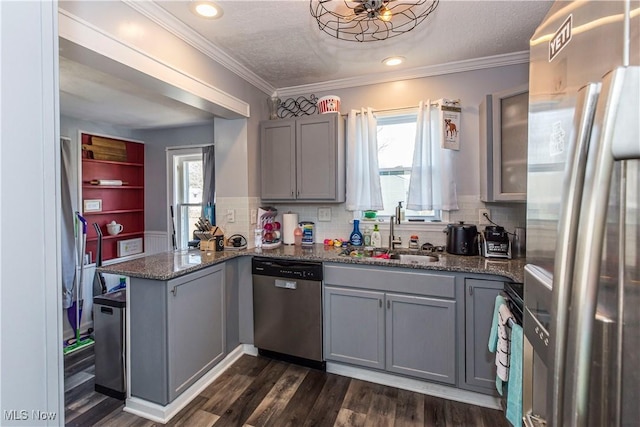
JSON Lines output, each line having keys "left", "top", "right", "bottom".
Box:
{"left": 506, "top": 323, "right": 523, "bottom": 427}
{"left": 488, "top": 295, "right": 515, "bottom": 395}
{"left": 497, "top": 303, "right": 514, "bottom": 381}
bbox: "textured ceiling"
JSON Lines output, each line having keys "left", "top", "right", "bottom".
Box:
{"left": 156, "top": 0, "right": 554, "bottom": 88}
{"left": 59, "top": 0, "right": 554, "bottom": 129}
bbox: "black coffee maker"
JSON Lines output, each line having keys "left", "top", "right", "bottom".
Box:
{"left": 481, "top": 225, "right": 511, "bottom": 259}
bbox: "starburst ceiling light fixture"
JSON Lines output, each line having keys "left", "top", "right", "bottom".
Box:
{"left": 310, "top": 0, "right": 439, "bottom": 42}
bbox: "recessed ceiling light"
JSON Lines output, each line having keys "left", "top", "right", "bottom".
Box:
{"left": 190, "top": 1, "right": 223, "bottom": 19}
{"left": 383, "top": 56, "right": 405, "bottom": 66}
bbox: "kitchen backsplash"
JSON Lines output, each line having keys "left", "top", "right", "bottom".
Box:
{"left": 215, "top": 195, "right": 525, "bottom": 249}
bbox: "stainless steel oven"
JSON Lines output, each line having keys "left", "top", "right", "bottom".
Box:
{"left": 252, "top": 257, "right": 324, "bottom": 369}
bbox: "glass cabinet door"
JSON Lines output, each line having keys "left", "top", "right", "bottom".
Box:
{"left": 479, "top": 84, "right": 529, "bottom": 203}
{"left": 498, "top": 90, "right": 529, "bottom": 198}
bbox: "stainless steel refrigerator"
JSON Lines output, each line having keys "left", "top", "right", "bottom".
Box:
{"left": 523, "top": 1, "right": 639, "bottom": 426}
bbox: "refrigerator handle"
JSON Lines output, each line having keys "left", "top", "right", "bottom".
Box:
{"left": 547, "top": 82, "right": 601, "bottom": 427}
{"left": 563, "top": 66, "right": 639, "bottom": 426}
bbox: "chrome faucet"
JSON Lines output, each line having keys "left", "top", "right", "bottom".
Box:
{"left": 389, "top": 216, "right": 402, "bottom": 249}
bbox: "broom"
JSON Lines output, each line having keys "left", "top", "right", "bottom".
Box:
{"left": 63, "top": 213, "right": 94, "bottom": 354}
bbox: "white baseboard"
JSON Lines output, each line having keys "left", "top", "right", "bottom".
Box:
{"left": 243, "top": 345, "right": 259, "bottom": 356}
{"left": 326, "top": 362, "right": 501, "bottom": 410}
{"left": 123, "top": 344, "right": 248, "bottom": 423}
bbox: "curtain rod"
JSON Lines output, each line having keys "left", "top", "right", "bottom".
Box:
{"left": 377, "top": 99, "right": 461, "bottom": 112}
{"left": 343, "top": 99, "right": 462, "bottom": 116}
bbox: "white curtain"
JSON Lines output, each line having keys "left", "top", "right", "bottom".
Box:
{"left": 346, "top": 108, "right": 384, "bottom": 211}
{"left": 407, "top": 100, "right": 458, "bottom": 211}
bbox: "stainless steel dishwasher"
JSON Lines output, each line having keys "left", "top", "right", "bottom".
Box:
{"left": 252, "top": 257, "right": 324, "bottom": 369}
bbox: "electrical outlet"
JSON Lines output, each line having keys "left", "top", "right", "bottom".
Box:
{"left": 250, "top": 209, "right": 257, "bottom": 225}
{"left": 478, "top": 208, "right": 491, "bottom": 225}
{"left": 227, "top": 209, "right": 235, "bottom": 223}
{"left": 318, "top": 207, "right": 332, "bottom": 222}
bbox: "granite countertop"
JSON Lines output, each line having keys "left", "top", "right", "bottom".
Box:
{"left": 98, "top": 244, "right": 526, "bottom": 283}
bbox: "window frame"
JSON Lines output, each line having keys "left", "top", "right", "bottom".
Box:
{"left": 168, "top": 148, "right": 204, "bottom": 250}
{"left": 375, "top": 111, "right": 443, "bottom": 224}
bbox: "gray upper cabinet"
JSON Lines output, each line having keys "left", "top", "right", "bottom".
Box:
{"left": 260, "top": 114, "right": 345, "bottom": 202}
{"left": 129, "top": 264, "right": 226, "bottom": 405}
{"left": 260, "top": 120, "right": 296, "bottom": 200}
{"left": 462, "top": 278, "right": 505, "bottom": 395}
{"left": 479, "top": 85, "right": 529, "bottom": 202}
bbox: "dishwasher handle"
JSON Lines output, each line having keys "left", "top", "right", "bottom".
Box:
{"left": 275, "top": 279, "right": 297, "bottom": 290}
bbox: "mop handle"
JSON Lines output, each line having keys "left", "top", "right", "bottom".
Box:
{"left": 76, "top": 213, "right": 87, "bottom": 234}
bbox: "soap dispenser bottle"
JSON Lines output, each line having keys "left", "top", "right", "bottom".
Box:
{"left": 371, "top": 224, "right": 382, "bottom": 247}
{"left": 363, "top": 226, "right": 372, "bottom": 247}
{"left": 350, "top": 219, "right": 363, "bottom": 246}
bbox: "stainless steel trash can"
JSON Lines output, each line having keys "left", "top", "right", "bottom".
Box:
{"left": 93, "top": 289, "right": 126, "bottom": 400}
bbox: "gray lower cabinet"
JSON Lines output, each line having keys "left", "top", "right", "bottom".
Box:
{"left": 462, "top": 278, "right": 505, "bottom": 394}
{"left": 130, "top": 263, "right": 226, "bottom": 405}
{"left": 324, "top": 285, "right": 456, "bottom": 385}
{"left": 386, "top": 293, "right": 456, "bottom": 384}
{"left": 324, "top": 287, "right": 385, "bottom": 369}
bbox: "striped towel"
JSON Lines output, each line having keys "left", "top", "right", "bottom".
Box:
{"left": 496, "top": 303, "right": 514, "bottom": 382}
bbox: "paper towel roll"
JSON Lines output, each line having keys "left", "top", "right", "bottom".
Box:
{"left": 282, "top": 213, "right": 299, "bottom": 245}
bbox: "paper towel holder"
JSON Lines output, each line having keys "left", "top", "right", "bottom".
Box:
{"left": 282, "top": 211, "right": 299, "bottom": 245}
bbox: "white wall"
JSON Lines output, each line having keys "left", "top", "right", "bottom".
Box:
{"left": 133, "top": 123, "right": 215, "bottom": 232}
{"left": 135, "top": 119, "right": 258, "bottom": 245}
{"left": 313, "top": 63, "right": 530, "bottom": 196}
{"left": 1, "top": 1, "right": 63, "bottom": 423}
{"left": 213, "top": 118, "right": 261, "bottom": 241}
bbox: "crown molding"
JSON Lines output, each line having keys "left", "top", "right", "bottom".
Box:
{"left": 276, "top": 51, "right": 530, "bottom": 98}
{"left": 123, "top": 0, "right": 276, "bottom": 96}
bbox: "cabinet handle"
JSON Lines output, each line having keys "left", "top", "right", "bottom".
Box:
{"left": 387, "top": 300, "right": 390, "bottom": 309}
{"left": 291, "top": 190, "right": 294, "bottom": 197}
{"left": 469, "top": 286, "right": 473, "bottom": 296}
{"left": 379, "top": 299, "right": 382, "bottom": 308}
{"left": 171, "top": 286, "right": 177, "bottom": 296}
{"left": 297, "top": 190, "right": 300, "bottom": 197}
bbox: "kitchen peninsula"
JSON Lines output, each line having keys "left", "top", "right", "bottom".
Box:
{"left": 99, "top": 246, "right": 526, "bottom": 423}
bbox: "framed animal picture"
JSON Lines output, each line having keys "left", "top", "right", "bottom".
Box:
{"left": 439, "top": 101, "right": 461, "bottom": 150}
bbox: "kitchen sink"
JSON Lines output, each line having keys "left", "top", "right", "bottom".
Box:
{"left": 389, "top": 253, "right": 439, "bottom": 264}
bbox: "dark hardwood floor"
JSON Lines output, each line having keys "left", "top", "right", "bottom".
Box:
{"left": 64, "top": 347, "right": 509, "bottom": 427}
